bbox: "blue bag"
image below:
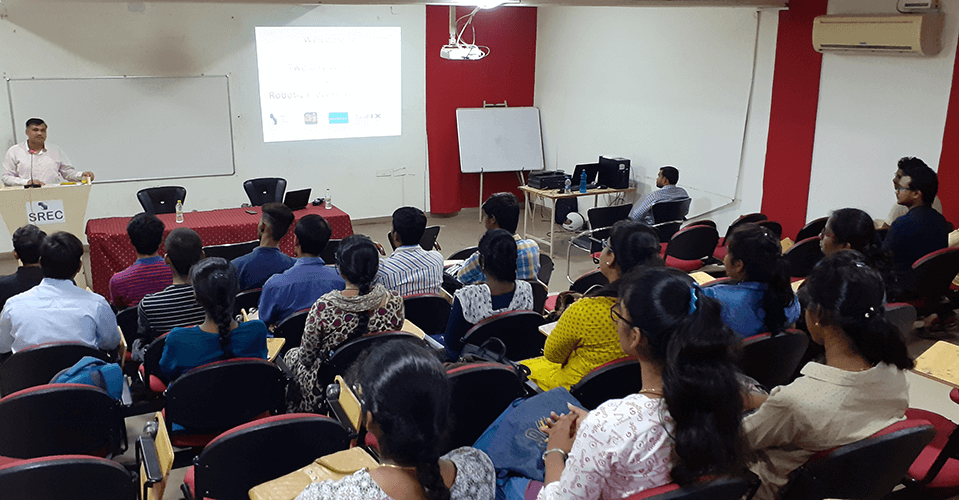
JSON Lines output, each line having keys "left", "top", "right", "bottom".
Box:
{"left": 52, "top": 356, "right": 124, "bottom": 400}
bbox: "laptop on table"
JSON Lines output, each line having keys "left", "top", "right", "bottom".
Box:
{"left": 283, "top": 188, "right": 312, "bottom": 211}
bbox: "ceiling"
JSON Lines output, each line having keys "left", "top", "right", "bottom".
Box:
{"left": 13, "top": 0, "right": 789, "bottom": 7}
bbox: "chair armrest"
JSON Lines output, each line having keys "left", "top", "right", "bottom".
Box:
{"left": 274, "top": 355, "right": 294, "bottom": 380}
{"left": 422, "top": 334, "right": 445, "bottom": 351}
{"left": 525, "top": 379, "right": 544, "bottom": 396}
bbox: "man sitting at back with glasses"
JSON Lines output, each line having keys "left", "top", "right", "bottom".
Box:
{"left": 883, "top": 158, "right": 948, "bottom": 276}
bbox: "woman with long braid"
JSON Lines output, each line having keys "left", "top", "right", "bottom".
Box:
{"left": 158, "top": 257, "right": 268, "bottom": 381}
{"left": 284, "top": 234, "right": 405, "bottom": 413}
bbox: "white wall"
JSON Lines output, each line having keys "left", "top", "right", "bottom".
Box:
{"left": 533, "top": 6, "right": 780, "bottom": 230}
{"left": 806, "top": 0, "right": 958, "bottom": 223}
{"left": 0, "top": 2, "right": 426, "bottom": 252}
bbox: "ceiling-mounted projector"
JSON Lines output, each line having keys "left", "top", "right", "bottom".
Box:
{"left": 440, "top": 44, "right": 487, "bottom": 61}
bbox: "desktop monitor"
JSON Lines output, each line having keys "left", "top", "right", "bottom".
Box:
{"left": 571, "top": 163, "right": 600, "bottom": 185}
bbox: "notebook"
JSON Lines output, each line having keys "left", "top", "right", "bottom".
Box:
{"left": 282, "top": 188, "right": 312, "bottom": 211}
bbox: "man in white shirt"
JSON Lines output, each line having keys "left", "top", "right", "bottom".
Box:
{"left": 375, "top": 206, "right": 444, "bottom": 296}
{"left": 0, "top": 231, "right": 119, "bottom": 354}
{"left": 2, "top": 118, "right": 94, "bottom": 187}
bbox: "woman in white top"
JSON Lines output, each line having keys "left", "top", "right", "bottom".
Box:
{"left": 538, "top": 267, "right": 747, "bottom": 499}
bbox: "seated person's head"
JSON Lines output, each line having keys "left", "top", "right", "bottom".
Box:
{"left": 12, "top": 224, "right": 46, "bottom": 265}
{"left": 478, "top": 228, "right": 517, "bottom": 283}
{"left": 725, "top": 223, "right": 786, "bottom": 283}
{"left": 294, "top": 214, "right": 331, "bottom": 257}
{"left": 616, "top": 267, "right": 743, "bottom": 484}
{"left": 481, "top": 192, "right": 520, "bottom": 234}
{"left": 164, "top": 228, "right": 204, "bottom": 279}
{"left": 347, "top": 340, "right": 451, "bottom": 498}
{"left": 821, "top": 208, "right": 876, "bottom": 256}
{"left": 126, "top": 212, "right": 165, "bottom": 256}
{"left": 896, "top": 157, "right": 938, "bottom": 207}
{"left": 40, "top": 231, "right": 83, "bottom": 279}
{"left": 191, "top": 257, "right": 240, "bottom": 351}
{"left": 800, "top": 251, "right": 913, "bottom": 370}
{"left": 601, "top": 220, "right": 662, "bottom": 282}
{"left": 335, "top": 234, "right": 380, "bottom": 295}
{"left": 260, "top": 202, "right": 295, "bottom": 243}
{"left": 391, "top": 207, "right": 427, "bottom": 247}
{"left": 658, "top": 166, "right": 679, "bottom": 187}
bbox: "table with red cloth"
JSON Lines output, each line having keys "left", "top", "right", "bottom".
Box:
{"left": 85, "top": 205, "right": 353, "bottom": 298}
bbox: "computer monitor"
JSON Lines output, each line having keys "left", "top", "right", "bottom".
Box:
{"left": 572, "top": 163, "right": 600, "bottom": 185}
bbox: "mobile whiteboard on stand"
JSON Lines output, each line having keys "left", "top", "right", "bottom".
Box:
{"left": 455, "top": 106, "right": 545, "bottom": 217}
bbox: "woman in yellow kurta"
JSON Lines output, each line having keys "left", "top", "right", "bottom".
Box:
{"left": 523, "top": 220, "right": 663, "bottom": 390}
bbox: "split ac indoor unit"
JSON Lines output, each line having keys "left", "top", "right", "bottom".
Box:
{"left": 812, "top": 13, "right": 944, "bottom": 56}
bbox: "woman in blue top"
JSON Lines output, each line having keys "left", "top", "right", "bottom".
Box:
{"left": 159, "top": 257, "right": 268, "bottom": 381}
{"left": 703, "top": 224, "right": 800, "bottom": 338}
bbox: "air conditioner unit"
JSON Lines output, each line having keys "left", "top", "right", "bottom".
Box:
{"left": 812, "top": 13, "right": 944, "bottom": 56}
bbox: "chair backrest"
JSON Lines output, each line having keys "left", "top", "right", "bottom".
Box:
{"left": 885, "top": 302, "right": 918, "bottom": 337}
{"left": 570, "top": 357, "right": 642, "bottom": 410}
{"left": 448, "top": 246, "right": 479, "bottom": 261}
{"left": 234, "top": 288, "right": 263, "bottom": 318}
{"left": 192, "top": 414, "right": 350, "bottom": 500}
{"left": 403, "top": 295, "right": 452, "bottom": 337}
{"left": 320, "top": 239, "right": 341, "bottom": 266}
{"left": 0, "top": 342, "right": 110, "bottom": 396}
{"left": 723, "top": 212, "right": 768, "bottom": 243}
{"left": 137, "top": 186, "right": 187, "bottom": 215}
{"left": 780, "top": 420, "right": 936, "bottom": 500}
{"left": 684, "top": 219, "right": 716, "bottom": 230}
{"left": 461, "top": 310, "right": 546, "bottom": 361}
{"left": 654, "top": 221, "right": 683, "bottom": 242}
{"left": 910, "top": 247, "right": 959, "bottom": 300}
{"left": 570, "top": 269, "right": 609, "bottom": 294}
{"left": 783, "top": 236, "right": 824, "bottom": 278}
{"left": 202, "top": 240, "right": 259, "bottom": 261}
{"left": 586, "top": 204, "right": 633, "bottom": 239}
{"left": 757, "top": 220, "right": 784, "bottom": 239}
{"left": 625, "top": 477, "right": 754, "bottom": 500}
{"left": 243, "top": 177, "right": 287, "bottom": 206}
{"left": 796, "top": 216, "right": 828, "bottom": 242}
{"left": 420, "top": 225, "right": 441, "bottom": 251}
{"left": 651, "top": 198, "right": 692, "bottom": 225}
{"left": 272, "top": 309, "right": 311, "bottom": 351}
{"left": 116, "top": 306, "right": 139, "bottom": 345}
{"left": 0, "top": 384, "right": 125, "bottom": 458}
{"left": 0, "top": 455, "right": 137, "bottom": 500}
{"left": 164, "top": 358, "right": 287, "bottom": 435}
{"left": 664, "top": 224, "right": 720, "bottom": 262}
{"left": 320, "top": 331, "right": 422, "bottom": 388}
{"left": 538, "top": 253, "right": 555, "bottom": 285}
{"left": 446, "top": 362, "right": 528, "bottom": 452}
{"left": 740, "top": 330, "right": 810, "bottom": 390}
{"left": 527, "top": 280, "right": 549, "bottom": 315}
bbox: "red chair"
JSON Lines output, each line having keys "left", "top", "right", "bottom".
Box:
{"left": 527, "top": 279, "right": 549, "bottom": 315}
{"left": 783, "top": 237, "right": 824, "bottom": 278}
{"left": 0, "top": 455, "right": 137, "bottom": 500}
{"left": 625, "top": 476, "right": 755, "bottom": 500}
{"left": 905, "top": 247, "right": 959, "bottom": 318}
{"left": 446, "top": 362, "right": 528, "bottom": 452}
{"left": 272, "top": 308, "right": 311, "bottom": 353}
{"left": 461, "top": 310, "right": 546, "bottom": 361}
{"left": 715, "top": 213, "right": 767, "bottom": 260}
{"left": 0, "top": 341, "right": 110, "bottom": 396}
{"left": 885, "top": 302, "right": 918, "bottom": 337}
{"left": 795, "top": 216, "right": 828, "bottom": 242}
{"left": 651, "top": 198, "right": 692, "bottom": 242}
{"left": 569, "top": 357, "right": 642, "bottom": 410}
{"left": 403, "top": 294, "right": 452, "bottom": 337}
{"left": 569, "top": 269, "right": 609, "bottom": 294}
{"left": 663, "top": 224, "right": 720, "bottom": 272}
{"left": 740, "top": 330, "right": 810, "bottom": 391}
{"left": 757, "top": 220, "right": 783, "bottom": 239}
{"left": 900, "top": 389, "right": 959, "bottom": 494}
{"left": 319, "top": 331, "right": 423, "bottom": 389}
{"left": 234, "top": 287, "right": 263, "bottom": 318}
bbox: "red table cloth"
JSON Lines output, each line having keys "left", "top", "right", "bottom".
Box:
{"left": 85, "top": 205, "right": 353, "bottom": 298}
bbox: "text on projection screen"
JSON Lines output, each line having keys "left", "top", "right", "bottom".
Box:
{"left": 255, "top": 26, "right": 401, "bottom": 143}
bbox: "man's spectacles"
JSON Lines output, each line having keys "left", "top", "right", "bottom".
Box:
{"left": 895, "top": 186, "right": 912, "bottom": 192}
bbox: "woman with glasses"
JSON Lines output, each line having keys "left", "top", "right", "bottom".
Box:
{"left": 522, "top": 220, "right": 663, "bottom": 391}
{"left": 283, "top": 234, "right": 405, "bottom": 413}
{"left": 537, "top": 267, "right": 745, "bottom": 499}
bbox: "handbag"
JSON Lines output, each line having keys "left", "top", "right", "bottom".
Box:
{"left": 247, "top": 447, "right": 379, "bottom": 500}
{"left": 459, "top": 338, "right": 531, "bottom": 383}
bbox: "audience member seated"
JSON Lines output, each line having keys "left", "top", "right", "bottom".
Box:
{"left": 884, "top": 156, "right": 943, "bottom": 227}
{"left": 820, "top": 208, "right": 895, "bottom": 291}
{"left": 294, "top": 340, "right": 495, "bottom": 500}
{"left": 232, "top": 202, "right": 296, "bottom": 291}
{"left": 159, "top": 258, "right": 268, "bottom": 382}
{"left": 0, "top": 231, "right": 120, "bottom": 354}
{"left": 108, "top": 212, "right": 173, "bottom": 310}
{"left": 536, "top": 267, "right": 744, "bottom": 499}
{"left": 523, "top": 220, "right": 663, "bottom": 391}
{"left": 442, "top": 229, "right": 534, "bottom": 359}
{"left": 375, "top": 206, "right": 444, "bottom": 296}
{"left": 703, "top": 224, "right": 799, "bottom": 338}
{"left": 0, "top": 224, "right": 46, "bottom": 312}
{"left": 628, "top": 165, "right": 689, "bottom": 224}
{"left": 136, "top": 228, "right": 206, "bottom": 346}
{"left": 454, "top": 193, "right": 540, "bottom": 285}
{"left": 883, "top": 158, "right": 948, "bottom": 276}
{"left": 258, "top": 214, "right": 346, "bottom": 327}
{"left": 283, "top": 235, "right": 404, "bottom": 413}
{"left": 744, "top": 251, "right": 912, "bottom": 500}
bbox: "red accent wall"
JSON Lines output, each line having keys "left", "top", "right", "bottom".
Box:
{"left": 935, "top": 30, "right": 959, "bottom": 227}
{"left": 760, "top": 0, "right": 829, "bottom": 239}
{"left": 426, "top": 6, "right": 538, "bottom": 214}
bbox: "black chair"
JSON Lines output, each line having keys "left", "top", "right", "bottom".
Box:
{"left": 421, "top": 225, "right": 441, "bottom": 251}
{"left": 795, "top": 216, "right": 828, "bottom": 242}
{"left": 446, "top": 362, "right": 528, "bottom": 452}
{"left": 783, "top": 236, "right": 824, "bottom": 278}
{"left": 320, "top": 332, "right": 422, "bottom": 388}
{"left": 569, "top": 269, "right": 609, "bottom": 294}
{"left": 272, "top": 308, "right": 311, "bottom": 352}
{"left": 202, "top": 240, "right": 259, "bottom": 261}
{"left": 0, "top": 384, "right": 126, "bottom": 459}
{"left": 663, "top": 224, "right": 720, "bottom": 273}
{"left": 0, "top": 342, "right": 110, "bottom": 396}
{"left": 137, "top": 186, "right": 187, "bottom": 215}
{"left": 683, "top": 219, "right": 716, "bottom": 230}
{"left": 740, "top": 330, "right": 810, "bottom": 391}
{"left": 448, "top": 246, "right": 478, "bottom": 261}
{"left": 722, "top": 212, "right": 768, "bottom": 243}
{"left": 234, "top": 288, "right": 263, "bottom": 318}
{"left": 243, "top": 177, "right": 287, "bottom": 206}
{"left": 757, "top": 219, "right": 784, "bottom": 239}
{"left": 538, "top": 253, "right": 555, "bottom": 285}
{"left": 320, "top": 238, "right": 341, "bottom": 265}
{"left": 565, "top": 204, "right": 633, "bottom": 282}
{"left": 528, "top": 280, "right": 549, "bottom": 316}
{"left": 885, "top": 302, "right": 918, "bottom": 337}
{"left": 461, "top": 310, "right": 546, "bottom": 361}
{"left": 570, "top": 357, "right": 642, "bottom": 410}
{"left": 403, "top": 294, "right": 452, "bottom": 337}
{"left": 0, "top": 455, "right": 138, "bottom": 500}
{"left": 650, "top": 198, "right": 692, "bottom": 241}
{"left": 184, "top": 414, "right": 350, "bottom": 500}
{"left": 779, "top": 419, "right": 935, "bottom": 500}
{"left": 115, "top": 306, "right": 139, "bottom": 346}
{"left": 626, "top": 476, "right": 755, "bottom": 500}
{"left": 906, "top": 247, "right": 959, "bottom": 317}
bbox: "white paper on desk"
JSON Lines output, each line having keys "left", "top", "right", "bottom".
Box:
{"left": 539, "top": 321, "right": 559, "bottom": 336}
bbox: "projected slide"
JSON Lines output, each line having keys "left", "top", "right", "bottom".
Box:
{"left": 255, "top": 26, "right": 401, "bottom": 142}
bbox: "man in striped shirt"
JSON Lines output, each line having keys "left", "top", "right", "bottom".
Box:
{"left": 376, "top": 207, "right": 444, "bottom": 296}
{"left": 109, "top": 213, "right": 173, "bottom": 310}
{"left": 628, "top": 166, "right": 688, "bottom": 225}
{"left": 136, "top": 228, "right": 206, "bottom": 343}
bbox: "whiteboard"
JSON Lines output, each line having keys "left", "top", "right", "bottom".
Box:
{"left": 6, "top": 76, "right": 235, "bottom": 183}
{"left": 456, "top": 107, "right": 545, "bottom": 173}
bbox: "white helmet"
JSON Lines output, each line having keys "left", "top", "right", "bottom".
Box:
{"left": 563, "top": 212, "right": 586, "bottom": 232}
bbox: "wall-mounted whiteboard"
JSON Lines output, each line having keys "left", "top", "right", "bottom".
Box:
{"left": 456, "top": 107, "right": 545, "bottom": 173}
{"left": 6, "top": 76, "right": 235, "bottom": 183}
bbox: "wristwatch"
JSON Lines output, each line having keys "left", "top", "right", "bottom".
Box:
{"left": 542, "top": 448, "right": 569, "bottom": 462}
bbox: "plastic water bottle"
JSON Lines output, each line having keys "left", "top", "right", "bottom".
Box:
{"left": 564, "top": 177, "right": 572, "bottom": 193}
{"left": 175, "top": 200, "right": 184, "bottom": 223}
{"left": 579, "top": 170, "right": 587, "bottom": 193}
{"left": 325, "top": 188, "right": 332, "bottom": 210}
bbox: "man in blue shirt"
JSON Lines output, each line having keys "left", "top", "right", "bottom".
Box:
{"left": 628, "top": 166, "right": 689, "bottom": 224}
{"left": 231, "top": 202, "right": 296, "bottom": 291}
{"left": 883, "top": 158, "right": 949, "bottom": 277}
{"left": 258, "top": 214, "right": 346, "bottom": 327}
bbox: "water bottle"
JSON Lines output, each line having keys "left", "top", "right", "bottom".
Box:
{"left": 175, "top": 200, "right": 184, "bottom": 223}
{"left": 579, "top": 170, "right": 587, "bottom": 193}
{"left": 325, "top": 188, "right": 332, "bottom": 210}
{"left": 564, "top": 177, "right": 572, "bottom": 193}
